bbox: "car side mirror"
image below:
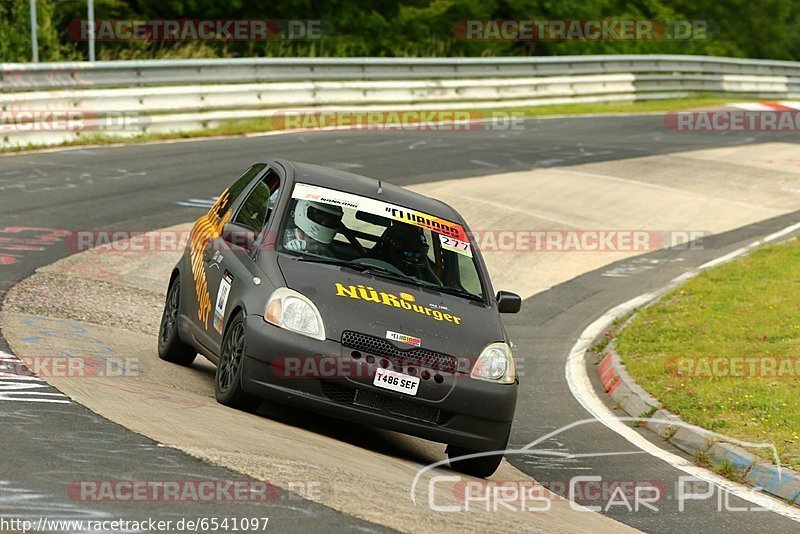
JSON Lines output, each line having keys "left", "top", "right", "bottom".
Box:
{"left": 496, "top": 291, "right": 521, "bottom": 314}
{"left": 222, "top": 222, "right": 256, "bottom": 251}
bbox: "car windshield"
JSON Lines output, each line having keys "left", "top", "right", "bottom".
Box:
{"left": 278, "top": 183, "right": 485, "bottom": 301}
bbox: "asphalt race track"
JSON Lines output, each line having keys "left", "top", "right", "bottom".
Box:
{"left": 1, "top": 115, "right": 799, "bottom": 532}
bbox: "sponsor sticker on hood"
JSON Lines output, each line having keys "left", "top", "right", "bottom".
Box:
{"left": 335, "top": 283, "right": 462, "bottom": 325}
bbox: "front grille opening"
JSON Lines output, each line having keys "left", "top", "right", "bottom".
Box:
{"left": 321, "top": 382, "right": 356, "bottom": 404}
{"left": 354, "top": 388, "right": 385, "bottom": 410}
{"left": 321, "top": 382, "right": 452, "bottom": 425}
{"left": 387, "top": 397, "right": 444, "bottom": 424}
{"left": 341, "top": 331, "right": 459, "bottom": 375}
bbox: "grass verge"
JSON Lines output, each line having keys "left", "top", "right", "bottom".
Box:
{"left": 1, "top": 96, "right": 736, "bottom": 154}
{"left": 616, "top": 237, "right": 800, "bottom": 470}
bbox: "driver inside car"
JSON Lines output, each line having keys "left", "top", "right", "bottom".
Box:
{"left": 374, "top": 223, "right": 442, "bottom": 285}
{"left": 284, "top": 200, "right": 344, "bottom": 255}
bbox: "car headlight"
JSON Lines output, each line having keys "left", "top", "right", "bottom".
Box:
{"left": 264, "top": 287, "right": 326, "bottom": 341}
{"left": 471, "top": 342, "right": 515, "bottom": 384}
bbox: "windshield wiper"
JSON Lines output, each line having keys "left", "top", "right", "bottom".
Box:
{"left": 294, "top": 255, "right": 354, "bottom": 268}
{"left": 417, "top": 280, "right": 483, "bottom": 302}
{"left": 294, "top": 256, "right": 400, "bottom": 276}
{"left": 358, "top": 265, "right": 484, "bottom": 302}
{"left": 294, "top": 256, "right": 413, "bottom": 280}
{"left": 354, "top": 264, "right": 422, "bottom": 285}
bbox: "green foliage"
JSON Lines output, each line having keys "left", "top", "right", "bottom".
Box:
{"left": 3, "top": 0, "right": 800, "bottom": 61}
{"left": 617, "top": 237, "right": 800, "bottom": 470}
{"left": 0, "top": 0, "right": 77, "bottom": 62}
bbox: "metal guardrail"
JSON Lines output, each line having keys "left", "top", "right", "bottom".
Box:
{"left": 2, "top": 54, "right": 800, "bottom": 147}
{"left": 5, "top": 55, "right": 800, "bottom": 91}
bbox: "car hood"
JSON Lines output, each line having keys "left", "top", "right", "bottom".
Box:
{"left": 277, "top": 256, "right": 505, "bottom": 357}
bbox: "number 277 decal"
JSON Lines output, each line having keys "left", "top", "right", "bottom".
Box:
{"left": 439, "top": 234, "right": 472, "bottom": 257}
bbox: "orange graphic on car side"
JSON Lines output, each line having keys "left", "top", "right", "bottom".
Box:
{"left": 190, "top": 191, "right": 232, "bottom": 329}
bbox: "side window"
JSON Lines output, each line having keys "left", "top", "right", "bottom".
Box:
{"left": 216, "top": 163, "right": 266, "bottom": 216}
{"left": 424, "top": 229, "right": 436, "bottom": 262}
{"left": 233, "top": 170, "right": 281, "bottom": 233}
{"left": 456, "top": 253, "right": 483, "bottom": 298}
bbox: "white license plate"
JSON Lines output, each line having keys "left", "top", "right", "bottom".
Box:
{"left": 373, "top": 368, "right": 420, "bottom": 396}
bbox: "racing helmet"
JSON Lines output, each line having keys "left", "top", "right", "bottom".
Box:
{"left": 382, "top": 224, "right": 430, "bottom": 272}
{"left": 294, "top": 200, "right": 343, "bottom": 244}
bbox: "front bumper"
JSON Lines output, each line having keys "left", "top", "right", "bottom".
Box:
{"left": 242, "top": 315, "right": 517, "bottom": 451}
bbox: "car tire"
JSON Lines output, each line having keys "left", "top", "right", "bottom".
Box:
{"left": 215, "top": 314, "right": 261, "bottom": 412}
{"left": 158, "top": 278, "right": 197, "bottom": 366}
{"left": 447, "top": 434, "right": 509, "bottom": 478}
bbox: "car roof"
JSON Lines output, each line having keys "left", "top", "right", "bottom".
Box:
{"left": 273, "top": 159, "right": 464, "bottom": 223}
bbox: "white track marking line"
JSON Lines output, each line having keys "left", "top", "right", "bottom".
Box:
{"left": 0, "top": 351, "right": 70, "bottom": 403}
{"left": 697, "top": 221, "right": 800, "bottom": 271}
{"left": 0, "top": 373, "right": 43, "bottom": 381}
{"left": 469, "top": 159, "right": 499, "bottom": 168}
{"left": 0, "top": 399, "right": 70, "bottom": 404}
{"left": 565, "top": 221, "right": 800, "bottom": 522}
{"left": 762, "top": 221, "right": 800, "bottom": 243}
{"left": 698, "top": 247, "right": 749, "bottom": 270}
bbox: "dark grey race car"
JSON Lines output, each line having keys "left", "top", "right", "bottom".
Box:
{"left": 157, "top": 159, "right": 521, "bottom": 477}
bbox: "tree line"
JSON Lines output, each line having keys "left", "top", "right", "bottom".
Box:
{"left": 2, "top": 0, "right": 798, "bottom": 62}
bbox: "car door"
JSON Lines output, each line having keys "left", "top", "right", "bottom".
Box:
{"left": 204, "top": 168, "right": 282, "bottom": 350}
{"left": 189, "top": 163, "right": 266, "bottom": 353}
